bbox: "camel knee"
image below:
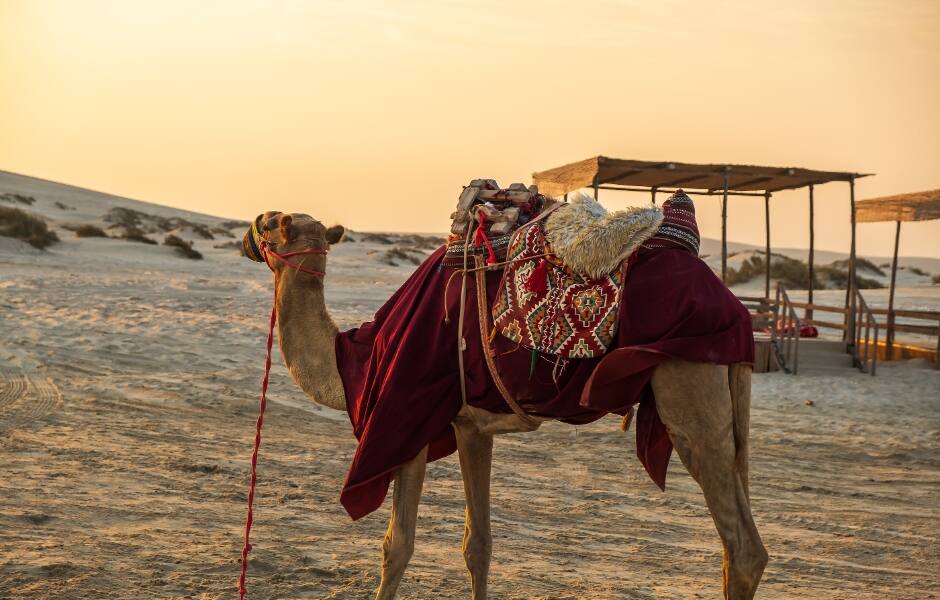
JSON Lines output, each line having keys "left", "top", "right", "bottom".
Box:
{"left": 382, "top": 529, "right": 415, "bottom": 573}
{"left": 723, "top": 533, "right": 768, "bottom": 599}
{"left": 463, "top": 530, "right": 491, "bottom": 568}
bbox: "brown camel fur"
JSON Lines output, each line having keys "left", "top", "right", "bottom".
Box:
{"left": 251, "top": 212, "right": 768, "bottom": 600}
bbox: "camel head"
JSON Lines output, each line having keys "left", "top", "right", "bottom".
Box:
{"left": 243, "top": 211, "right": 345, "bottom": 277}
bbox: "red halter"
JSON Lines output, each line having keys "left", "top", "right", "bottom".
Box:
{"left": 260, "top": 240, "right": 329, "bottom": 277}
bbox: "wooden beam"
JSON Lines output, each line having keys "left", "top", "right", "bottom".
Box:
{"left": 887, "top": 220, "right": 901, "bottom": 359}
{"left": 722, "top": 173, "right": 729, "bottom": 284}
{"left": 764, "top": 192, "right": 772, "bottom": 299}
{"left": 807, "top": 184, "right": 815, "bottom": 321}
{"left": 709, "top": 176, "right": 773, "bottom": 193}
{"left": 659, "top": 173, "right": 711, "bottom": 188}
{"left": 595, "top": 185, "right": 765, "bottom": 197}
{"left": 845, "top": 177, "right": 857, "bottom": 344}
{"left": 651, "top": 187, "right": 657, "bottom": 205}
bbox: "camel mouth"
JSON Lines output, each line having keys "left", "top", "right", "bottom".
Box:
{"left": 242, "top": 216, "right": 267, "bottom": 263}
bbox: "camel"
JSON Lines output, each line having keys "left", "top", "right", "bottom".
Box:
{"left": 246, "top": 211, "right": 768, "bottom": 600}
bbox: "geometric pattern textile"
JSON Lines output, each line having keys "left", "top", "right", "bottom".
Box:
{"left": 493, "top": 222, "right": 623, "bottom": 358}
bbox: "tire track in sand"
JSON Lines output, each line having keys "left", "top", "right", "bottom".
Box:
{"left": 0, "top": 369, "right": 62, "bottom": 431}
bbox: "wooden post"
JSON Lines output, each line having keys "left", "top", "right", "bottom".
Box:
{"left": 563, "top": 192, "right": 568, "bottom": 202}
{"left": 721, "top": 173, "right": 729, "bottom": 283}
{"left": 807, "top": 184, "right": 815, "bottom": 321}
{"left": 651, "top": 187, "right": 657, "bottom": 205}
{"left": 845, "top": 177, "right": 857, "bottom": 345}
{"left": 593, "top": 183, "right": 599, "bottom": 201}
{"left": 886, "top": 220, "right": 901, "bottom": 359}
{"left": 764, "top": 191, "right": 771, "bottom": 299}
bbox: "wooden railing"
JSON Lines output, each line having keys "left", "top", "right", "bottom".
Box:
{"left": 879, "top": 308, "right": 940, "bottom": 360}
{"left": 738, "top": 285, "right": 938, "bottom": 375}
{"left": 851, "top": 288, "right": 879, "bottom": 375}
{"left": 770, "top": 285, "right": 801, "bottom": 374}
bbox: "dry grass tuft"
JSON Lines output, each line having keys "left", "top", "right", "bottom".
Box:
{"left": 0, "top": 206, "right": 59, "bottom": 249}
{"left": 122, "top": 227, "right": 157, "bottom": 245}
{"left": 164, "top": 234, "right": 203, "bottom": 259}
{"left": 73, "top": 224, "right": 108, "bottom": 238}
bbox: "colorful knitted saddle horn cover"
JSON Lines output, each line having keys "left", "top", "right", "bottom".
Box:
{"left": 492, "top": 222, "right": 623, "bottom": 359}
{"left": 640, "top": 189, "right": 700, "bottom": 255}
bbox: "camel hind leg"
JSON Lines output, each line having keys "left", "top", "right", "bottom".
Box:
{"left": 651, "top": 359, "right": 767, "bottom": 600}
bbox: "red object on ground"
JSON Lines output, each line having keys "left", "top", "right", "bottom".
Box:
{"left": 775, "top": 320, "right": 819, "bottom": 338}
{"left": 334, "top": 246, "right": 754, "bottom": 520}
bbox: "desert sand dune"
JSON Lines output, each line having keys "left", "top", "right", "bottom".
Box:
{"left": 1, "top": 172, "right": 939, "bottom": 599}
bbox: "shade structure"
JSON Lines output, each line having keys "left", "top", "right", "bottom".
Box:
{"left": 855, "top": 189, "right": 940, "bottom": 358}
{"left": 532, "top": 155, "right": 873, "bottom": 355}
{"left": 532, "top": 156, "right": 870, "bottom": 197}
{"left": 855, "top": 190, "right": 940, "bottom": 223}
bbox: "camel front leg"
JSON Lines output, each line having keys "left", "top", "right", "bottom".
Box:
{"left": 454, "top": 422, "right": 493, "bottom": 600}
{"left": 375, "top": 445, "right": 428, "bottom": 600}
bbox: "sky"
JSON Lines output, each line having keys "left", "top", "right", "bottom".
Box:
{"left": 1, "top": 0, "right": 938, "bottom": 258}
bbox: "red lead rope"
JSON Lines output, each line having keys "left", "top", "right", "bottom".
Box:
{"left": 239, "top": 241, "right": 328, "bottom": 599}
{"left": 238, "top": 286, "right": 277, "bottom": 600}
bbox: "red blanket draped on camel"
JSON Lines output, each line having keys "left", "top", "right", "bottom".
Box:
{"left": 334, "top": 245, "right": 753, "bottom": 520}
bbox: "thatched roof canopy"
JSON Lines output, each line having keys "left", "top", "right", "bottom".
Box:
{"left": 855, "top": 190, "right": 940, "bottom": 223}
{"left": 531, "top": 156, "right": 869, "bottom": 197}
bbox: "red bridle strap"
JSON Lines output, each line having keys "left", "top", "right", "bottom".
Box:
{"left": 260, "top": 242, "right": 329, "bottom": 278}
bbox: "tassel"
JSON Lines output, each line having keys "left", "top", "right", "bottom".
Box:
{"left": 525, "top": 258, "right": 548, "bottom": 295}
{"left": 529, "top": 348, "right": 537, "bottom": 380}
{"left": 473, "top": 212, "right": 498, "bottom": 265}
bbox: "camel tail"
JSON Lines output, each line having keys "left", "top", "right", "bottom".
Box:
{"left": 728, "top": 363, "right": 752, "bottom": 500}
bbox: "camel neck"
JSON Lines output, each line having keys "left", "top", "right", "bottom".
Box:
{"left": 274, "top": 271, "right": 347, "bottom": 413}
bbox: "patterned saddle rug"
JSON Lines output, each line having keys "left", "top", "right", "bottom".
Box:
{"left": 492, "top": 195, "right": 662, "bottom": 359}
{"left": 492, "top": 222, "right": 624, "bottom": 358}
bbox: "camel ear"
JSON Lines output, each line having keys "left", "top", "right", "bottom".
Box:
{"left": 278, "top": 214, "right": 295, "bottom": 243}
{"left": 325, "top": 225, "right": 345, "bottom": 245}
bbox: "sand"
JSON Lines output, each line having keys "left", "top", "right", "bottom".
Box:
{"left": 2, "top": 172, "right": 940, "bottom": 599}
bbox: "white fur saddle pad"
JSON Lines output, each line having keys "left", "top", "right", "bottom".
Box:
{"left": 545, "top": 195, "right": 663, "bottom": 279}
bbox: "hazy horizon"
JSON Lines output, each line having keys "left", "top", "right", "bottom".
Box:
{"left": 2, "top": 0, "right": 938, "bottom": 258}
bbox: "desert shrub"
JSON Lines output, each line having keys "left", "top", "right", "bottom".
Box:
{"left": 122, "top": 227, "right": 157, "bottom": 244}
{"left": 218, "top": 219, "right": 251, "bottom": 230}
{"left": 855, "top": 276, "right": 883, "bottom": 289}
{"left": 209, "top": 226, "right": 235, "bottom": 238}
{"left": 908, "top": 266, "right": 928, "bottom": 277}
{"left": 932, "top": 275, "right": 940, "bottom": 285}
{"left": 725, "top": 254, "right": 817, "bottom": 289}
{"left": 213, "top": 240, "right": 244, "bottom": 254}
{"left": 829, "top": 257, "right": 885, "bottom": 277}
{"left": 54, "top": 201, "right": 74, "bottom": 210}
{"left": 380, "top": 247, "right": 421, "bottom": 266}
{"left": 73, "top": 224, "right": 108, "bottom": 238}
{"left": 188, "top": 223, "right": 215, "bottom": 240}
{"left": 0, "top": 206, "right": 59, "bottom": 248}
{"left": 0, "top": 193, "right": 36, "bottom": 206}
{"left": 399, "top": 233, "right": 446, "bottom": 250}
{"left": 360, "top": 232, "right": 394, "bottom": 244}
{"left": 163, "top": 234, "right": 203, "bottom": 259}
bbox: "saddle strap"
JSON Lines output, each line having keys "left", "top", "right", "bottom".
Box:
{"left": 473, "top": 255, "right": 541, "bottom": 429}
